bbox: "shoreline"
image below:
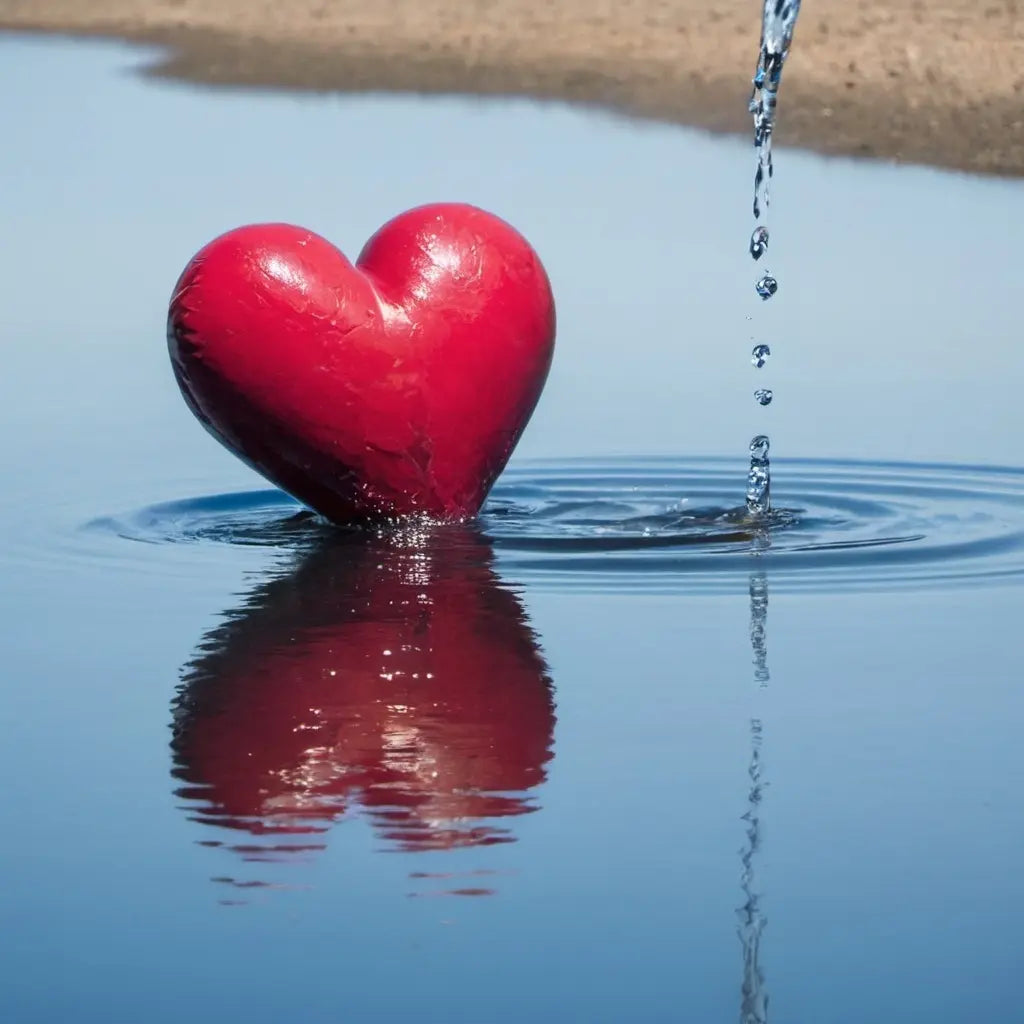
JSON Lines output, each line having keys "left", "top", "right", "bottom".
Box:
{"left": 3, "top": 1, "right": 1023, "bottom": 178}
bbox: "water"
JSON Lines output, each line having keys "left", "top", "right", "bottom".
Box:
{"left": 745, "top": 0, "right": 802, "bottom": 517}
{"left": 748, "top": 0, "right": 803, "bottom": 221}
{"left": 751, "top": 344, "right": 771, "bottom": 368}
{"left": 88, "top": 456, "right": 1024, "bottom": 594}
{"left": 3, "top": 34, "right": 1024, "bottom": 1024}
{"left": 749, "top": 226, "right": 769, "bottom": 261}
{"left": 738, "top": 718, "right": 768, "bottom": 1024}
{"left": 746, "top": 439, "right": 772, "bottom": 520}
{"left": 754, "top": 274, "right": 779, "bottom": 300}
{"left": 739, "top": 570, "right": 771, "bottom": 1024}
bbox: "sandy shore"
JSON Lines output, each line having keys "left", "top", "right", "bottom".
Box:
{"left": 2, "top": 0, "right": 1022, "bottom": 176}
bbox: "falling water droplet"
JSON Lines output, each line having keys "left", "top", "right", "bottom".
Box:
{"left": 746, "top": 434, "right": 771, "bottom": 516}
{"left": 751, "top": 344, "right": 771, "bottom": 368}
{"left": 755, "top": 275, "right": 778, "bottom": 300}
{"left": 750, "top": 227, "right": 769, "bottom": 260}
{"left": 754, "top": 388, "right": 774, "bottom": 406}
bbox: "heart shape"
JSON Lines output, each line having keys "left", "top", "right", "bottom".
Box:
{"left": 167, "top": 203, "right": 556, "bottom": 522}
{"left": 173, "top": 528, "right": 554, "bottom": 862}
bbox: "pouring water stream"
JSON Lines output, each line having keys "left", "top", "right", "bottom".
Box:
{"left": 745, "top": 0, "right": 802, "bottom": 517}
{"left": 738, "top": 4, "right": 801, "bottom": 1019}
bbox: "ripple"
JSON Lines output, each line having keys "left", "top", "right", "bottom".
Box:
{"left": 90, "top": 489, "right": 326, "bottom": 548}
{"left": 85, "top": 457, "right": 1024, "bottom": 595}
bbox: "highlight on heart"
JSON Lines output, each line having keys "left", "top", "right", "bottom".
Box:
{"left": 167, "top": 202, "right": 556, "bottom": 525}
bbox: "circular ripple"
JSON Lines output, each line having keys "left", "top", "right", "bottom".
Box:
{"left": 90, "top": 488, "right": 327, "bottom": 548}
{"left": 87, "top": 457, "right": 1024, "bottom": 594}
{"left": 486, "top": 457, "right": 1024, "bottom": 592}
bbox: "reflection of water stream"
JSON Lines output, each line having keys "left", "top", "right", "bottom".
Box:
{"left": 739, "top": 716, "right": 767, "bottom": 1024}
{"left": 739, "top": 545, "right": 771, "bottom": 1022}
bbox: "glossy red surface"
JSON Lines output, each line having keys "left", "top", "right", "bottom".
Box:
{"left": 171, "top": 527, "right": 555, "bottom": 857}
{"left": 167, "top": 204, "right": 556, "bottom": 522}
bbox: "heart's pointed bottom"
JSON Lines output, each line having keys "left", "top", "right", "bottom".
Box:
{"left": 167, "top": 202, "right": 556, "bottom": 524}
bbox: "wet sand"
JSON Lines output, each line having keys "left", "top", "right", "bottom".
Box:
{"left": 2, "top": 0, "right": 1022, "bottom": 176}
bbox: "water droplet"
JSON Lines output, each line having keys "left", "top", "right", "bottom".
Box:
{"left": 749, "top": 434, "right": 770, "bottom": 458}
{"left": 749, "top": 227, "right": 769, "bottom": 260}
{"left": 754, "top": 388, "right": 774, "bottom": 406}
{"left": 751, "top": 344, "right": 771, "bottom": 368}
{"left": 755, "top": 275, "right": 778, "bottom": 300}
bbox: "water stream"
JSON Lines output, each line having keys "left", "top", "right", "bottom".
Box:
{"left": 745, "top": 0, "right": 803, "bottom": 516}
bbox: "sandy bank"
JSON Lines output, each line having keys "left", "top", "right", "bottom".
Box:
{"left": 2, "top": 0, "right": 1022, "bottom": 176}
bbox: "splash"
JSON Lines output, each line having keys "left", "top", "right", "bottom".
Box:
{"left": 746, "top": 435, "right": 771, "bottom": 517}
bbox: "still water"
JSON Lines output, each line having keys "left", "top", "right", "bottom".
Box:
{"left": 2, "top": 34, "right": 1023, "bottom": 1024}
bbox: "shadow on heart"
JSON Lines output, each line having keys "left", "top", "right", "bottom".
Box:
{"left": 169, "top": 523, "right": 556, "bottom": 896}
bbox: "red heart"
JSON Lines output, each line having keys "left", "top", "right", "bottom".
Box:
{"left": 167, "top": 203, "right": 556, "bottom": 522}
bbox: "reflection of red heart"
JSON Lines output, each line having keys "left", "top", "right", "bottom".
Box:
{"left": 167, "top": 204, "right": 556, "bottom": 522}
{"left": 172, "top": 527, "right": 555, "bottom": 865}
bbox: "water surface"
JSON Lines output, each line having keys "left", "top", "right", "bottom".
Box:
{"left": 2, "top": 34, "right": 1023, "bottom": 1024}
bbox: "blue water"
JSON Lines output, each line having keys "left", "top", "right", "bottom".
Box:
{"left": 2, "top": 34, "right": 1024, "bottom": 1024}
